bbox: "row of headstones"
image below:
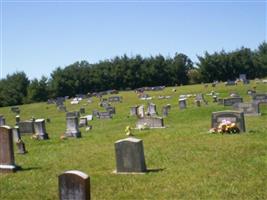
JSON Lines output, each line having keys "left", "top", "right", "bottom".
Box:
{"left": 130, "top": 103, "right": 171, "bottom": 118}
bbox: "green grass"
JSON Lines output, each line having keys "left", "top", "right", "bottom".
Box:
{"left": 0, "top": 81, "right": 267, "bottom": 199}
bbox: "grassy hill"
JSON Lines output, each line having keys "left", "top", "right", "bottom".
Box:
{"left": 0, "top": 81, "right": 267, "bottom": 199}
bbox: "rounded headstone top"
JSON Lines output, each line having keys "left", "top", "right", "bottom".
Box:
{"left": 63, "top": 170, "right": 89, "bottom": 179}
{"left": 35, "top": 119, "right": 45, "bottom": 122}
{"left": 0, "top": 125, "right": 11, "bottom": 129}
{"left": 115, "top": 137, "right": 142, "bottom": 144}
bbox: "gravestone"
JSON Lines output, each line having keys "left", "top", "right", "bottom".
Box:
{"left": 229, "top": 92, "right": 240, "bottom": 98}
{"left": 13, "top": 127, "right": 27, "bottom": 154}
{"left": 59, "top": 170, "right": 90, "bottom": 200}
{"left": 233, "top": 102, "right": 260, "bottom": 116}
{"left": 15, "top": 115, "right": 20, "bottom": 125}
{"left": 137, "top": 105, "right": 145, "bottom": 118}
{"left": 247, "top": 90, "right": 256, "bottom": 96}
{"left": 130, "top": 106, "right": 138, "bottom": 116}
{"left": 34, "top": 119, "right": 49, "bottom": 140}
{"left": 57, "top": 105, "right": 67, "bottom": 112}
{"left": 196, "top": 93, "right": 208, "bottom": 105}
{"left": 79, "top": 117, "right": 88, "bottom": 127}
{"left": 11, "top": 106, "right": 20, "bottom": 114}
{"left": 179, "top": 98, "right": 187, "bottom": 109}
{"left": 0, "top": 126, "right": 21, "bottom": 173}
{"left": 252, "top": 93, "right": 267, "bottom": 103}
{"left": 223, "top": 97, "right": 243, "bottom": 106}
{"left": 98, "top": 112, "right": 112, "bottom": 119}
{"left": 211, "top": 111, "right": 246, "bottom": 132}
{"left": 80, "top": 108, "right": 85, "bottom": 114}
{"left": 136, "top": 116, "right": 164, "bottom": 129}
{"left": 108, "top": 96, "right": 122, "bottom": 103}
{"left": 105, "top": 106, "right": 116, "bottom": 115}
{"left": 18, "top": 120, "right": 35, "bottom": 135}
{"left": 225, "top": 81, "right": 236, "bottom": 86}
{"left": 114, "top": 137, "right": 147, "bottom": 173}
{"left": 65, "top": 117, "right": 81, "bottom": 138}
{"left": 92, "top": 110, "right": 99, "bottom": 118}
{"left": 66, "top": 111, "right": 80, "bottom": 118}
{"left": 147, "top": 103, "right": 157, "bottom": 116}
{"left": 195, "top": 100, "right": 201, "bottom": 107}
{"left": 0, "top": 115, "right": 6, "bottom": 126}
{"left": 162, "top": 104, "right": 171, "bottom": 117}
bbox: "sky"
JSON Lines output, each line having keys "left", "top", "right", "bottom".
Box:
{"left": 0, "top": 0, "right": 266, "bottom": 80}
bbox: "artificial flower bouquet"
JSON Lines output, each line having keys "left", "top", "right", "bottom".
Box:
{"left": 209, "top": 119, "right": 240, "bottom": 134}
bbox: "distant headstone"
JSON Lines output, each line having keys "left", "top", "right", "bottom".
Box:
{"left": 147, "top": 103, "right": 157, "bottom": 116}
{"left": 247, "top": 90, "right": 256, "bottom": 96}
{"left": 11, "top": 106, "right": 20, "bottom": 114}
{"left": 92, "top": 110, "right": 99, "bottom": 118}
{"left": 13, "top": 127, "right": 27, "bottom": 154}
{"left": 108, "top": 96, "right": 122, "bottom": 103}
{"left": 59, "top": 170, "right": 90, "bottom": 200}
{"left": 12, "top": 126, "right": 21, "bottom": 143}
{"left": 211, "top": 111, "right": 246, "bottom": 132}
{"left": 18, "top": 120, "right": 34, "bottom": 135}
{"left": 196, "top": 93, "right": 208, "bottom": 105}
{"left": 179, "top": 98, "right": 187, "bottom": 109}
{"left": 233, "top": 102, "right": 260, "bottom": 116}
{"left": 223, "top": 97, "right": 243, "bottom": 106}
{"left": 84, "top": 115, "right": 93, "bottom": 121}
{"left": 15, "top": 115, "right": 20, "bottom": 125}
{"left": 136, "top": 116, "right": 164, "bottom": 129}
{"left": 0, "top": 126, "right": 21, "bottom": 173}
{"left": 130, "top": 106, "right": 138, "bottom": 116}
{"left": 65, "top": 117, "right": 81, "bottom": 138}
{"left": 80, "top": 108, "right": 85, "bottom": 114}
{"left": 105, "top": 106, "right": 116, "bottom": 115}
{"left": 0, "top": 115, "right": 6, "bottom": 126}
{"left": 137, "top": 105, "right": 145, "bottom": 118}
{"left": 195, "top": 100, "right": 201, "bottom": 107}
{"left": 252, "top": 93, "right": 267, "bottom": 103}
{"left": 66, "top": 111, "right": 80, "bottom": 118}
{"left": 162, "top": 104, "right": 171, "bottom": 117}
{"left": 229, "top": 92, "right": 240, "bottom": 98}
{"left": 114, "top": 137, "right": 147, "bottom": 173}
{"left": 98, "top": 112, "right": 112, "bottom": 119}
{"left": 57, "top": 105, "right": 67, "bottom": 112}
{"left": 34, "top": 119, "right": 49, "bottom": 140}
{"left": 79, "top": 117, "right": 88, "bottom": 127}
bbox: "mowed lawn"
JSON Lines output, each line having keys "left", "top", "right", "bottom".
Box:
{"left": 0, "top": 82, "right": 267, "bottom": 200}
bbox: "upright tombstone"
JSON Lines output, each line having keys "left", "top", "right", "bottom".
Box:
{"left": 233, "top": 102, "right": 260, "bottom": 116}
{"left": 196, "top": 93, "right": 208, "bottom": 105}
{"left": 136, "top": 116, "right": 164, "bottom": 129}
{"left": 98, "top": 112, "right": 112, "bottom": 119}
{"left": 130, "top": 106, "right": 138, "bottom": 116}
{"left": 80, "top": 108, "right": 85, "bottom": 114}
{"left": 162, "top": 104, "right": 171, "bottom": 117}
{"left": 105, "top": 106, "right": 116, "bottom": 115}
{"left": 12, "top": 127, "right": 27, "bottom": 154}
{"left": 18, "top": 120, "right": 35, "bottom": 135}
{"left": 65, "top": 117, "right": 81, "bottom": 138}
{"left": 79, "top": 117, "right": 88, "bottom": 127}
{"left": 66, "top": 111, "right": 80, "bottom": 118}
{"left": 15, "top": 115, "right": 20, "bottom": 125}
{"left": 92, "top": 110, "right": 100, "bottom": 118}
{"left": 0, "top": 115, "right": 6, "bottom": 126}
{"left": 114, "top": 137, "right": 147, "bottom": 173}
{"left": 34, "top": 119, "right": 49, "bottom": 140}
{"left": 108, "top": 96, "right": 122, "bottom": 103}
{"left": 11, "top": 106, "right": 20, "bottom": 114}
{"left": 137, "top": 105, "right": 145, "bottom": 118}
{"left": 179, "top": 98, "right": 187, "bottom": 110}
{"left": 223, "top": 97, "right": 243, "bottom": 106}
{"left": 59, "top": 170, "right": 90, "bottom": 200}
{"left": 252, "top": 93, "right": 267, "bottom": 103}
{"left": 195, "top": 100, "right": 201, "bottom": 107}
{"left": 0, "top": 126, "right": 21, "bottom": 173}
{"left": 211, "top": 111, "right": 246, "bottom": 132}
{"left": 147, "top": 103, "right": 157, "bottom": 116}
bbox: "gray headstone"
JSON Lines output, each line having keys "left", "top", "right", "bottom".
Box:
{"left": 0, "top": 126, "right": 20, "bottom": 173}
{"left": 79, "top": 117, "right": 88, "bottom": 127}
{"left": 65, "top": 117, "right": 81, "bottom": 138}
{"left": 137, "top": 105, "right": 145, "bottom": 118}
{"left": 12, "top": 126, "right": 21, "bottom": 143}
{"left": 15, "top": 115, "right": 20, "bottom": 125}
{"left": 136, "top": 116, "right": 164, "bottom": 129}
{"left": 98, "top": 112, "right": 112, "bottom": 119}
{"left": 59, "top": 170, "right": 90, "bottom": 200}
{"left": 223, "top": 97, "right": 243, "bottom": 106}
{"left": 66, "top": 111, "right": 80, "bottom": 118}
{"left": 179, "top": 98, "right": 187, "bottom": 109}
{"left": 130, "top": 106, "right": 138, "bottom": 116}
{"left": 108, "top": 96, "right": 122, "bottom": 103}
{"left": 211, "top": 111, "right": 246, "bottom": 132}
{"left": 252, "top": 93, "right": 267, "bottom": 102}
{"left": 114, "top": 137, "right": 147, "bottom": 173}
{"left": 34, "top": 119, "right": 49, "bottom": 140}
{"left": 105, "top": 106, "right": 116, "bottom": 115}
{"left": 18, "top": 120, "right": 34, "bottom": 135}
{"left": 233, "top": 102, "right": 260, "bottom": 116}
{"left": 0, "top": 115, "right": 6, "bottom": 126}
{"left": 80, "top": 108, "right": 85, "bottom": 114}
{"left": 147, "top": 103, "right": 157, "bottom": 116}
{"left": 162, "top": 104, "right": 171, "bottom": 117}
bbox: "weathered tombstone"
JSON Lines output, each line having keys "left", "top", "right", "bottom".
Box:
{"left": 247, "top": 90, "right": 256, "bottom": 96}
{"left": 225, "top": 81, "right": 236, "bottom": 86}
{"left": 79, "top": 117, "right": 88, "bottom": 127}
{"left": 229, "top": 92, "right": 240, "bottom": 98}
{"left": 105, "top": 106, "right": 116, "bottom": 115}
{"left": 217, "top": 98, "right": 224, "bottom": 105}
{"left": 179, "top": 98, "right": 187, "bottom": 109}
{"left": 211, "top": 111, "right": 246, "bottom": 132}
{"left": 15, "top": 115, "right": 20, "bottom": 125}
{"left": 18, "top": 120, "right": 34, "bottom": 135}
{"left": 108, "top": 96, "right": 122, "bottom": 103}
{"left": 130, "top": 106, "right": 138, "bottom": 116}
{"left": 137, "top": 105, "right": 145, "bottom": 118}
{"left": 0, "top": 115, "right": 6, "bottom": 126}
{"left": 13, "top": 127, "right": 27, "bottom": 154}
{"left": 66, "top": 111, "right": 80, "bottom": 118}
{"left": 59, "top": 170, "right": 90, "bottom": 200}
{"left": 11, "top": 106, "right": 20, "bottom": 114}
{"left": 0, "top": 126, "right": 21, "bottom": 173}
{"left": 147, "top": 103, "right": 157, "bottom": 116}
{"left": 252, "top": 93, "right": 267, "bottom": 103}
{"left": 34, "top": 119, "right": 49, "bottom": 140}
{"left": 136, "top": 116, "right": 164, "bottom": 129}
{"left": 162, "top": 105, "right": 171, "bottom": 117}
{"left": 233, "top": 102, "right": 260, "bottom": 116}
{"left": 98, "top": 112, "right": 112, "bottom": 119}
{"left": 114, "top": 137, "right": 147, "bottom": 173}
{"left": 92, "top": 110, "right": 100, "bottom": 118}
{"left": 65, "top": 117, "right": 81, "bottom": 138}
{"left": 84, "top": 115, "right": 93, "bottom": 121}
{"left": 223, "top": 97, "right": 243, "bottom": 106}
{"left": 196, "top": 93, "right": 208, "bottom": 105}
{"left": 57, "top": 105, "right": 67, "bottom": 112}
{"left": 80, "top": 108, "right": 85, "bottom": 114}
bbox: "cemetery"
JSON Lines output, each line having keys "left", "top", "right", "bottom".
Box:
{"left": 0, "top": 80, "right": 267, "bottom": 199}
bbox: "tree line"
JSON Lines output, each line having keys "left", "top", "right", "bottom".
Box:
{"left": 0, "top": 42, "right": 266, "bottom": 107}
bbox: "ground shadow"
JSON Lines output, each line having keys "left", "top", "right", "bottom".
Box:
{"left": 19, "top": 166, "right": 41, "bottom": 171}
{"left": 146, "top": 168, "right": 165, "bottom": 173}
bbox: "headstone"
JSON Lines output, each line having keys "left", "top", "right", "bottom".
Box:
{"left": 147, "top": 103, "right": 157, "bottom": 116}
{"left": 34, "top": 119, "right": 49, "bottom": 140}
{"left": 59, "top": 170, "right": 90, "bottom": 200}
{"left": 79, "top": 117, "right": 88, "bottom": 127}
{"left": 18, "top": 120, "right": 34, "bottom": 135}
{"left": 196, "top": 93, "right": 208, "bottom": 105}
{"left": 80, "top": 108, "right": 85, "bottom": 114}
{"left": 0, "top": 126, "right": 21, "bottom": 173}
{"left": 13, "top": 127, "right": 27, "bottom": 154}
{"left": 211, "top": 111, "right": 246, "bottom": 132}
{"left": 108, "top": 96, "right": 122, "bottom": 103}
{"left": 136, "top": 116, "right": 164, "bottom": 129}
{"left": 223, "top": 97, "right": 243, "bottom": 106}
{"left": 225, "top": 81, "right": 236, "bottom": 86}
{"left": 11, "top": 106, "right": 20, "bottom": 114}
{"left": 179, "top": 98, "right": 187, "bottom": 109}
{"left": 65, "top": 117, "right": 81, "bottom": 138}
{"left": 252, "top": 93, "right": 267, "bottom": 103}
{"left": 130, "top": 106, "right": 138, "bottom": 116}
{"left": 84, "top": 115, "right": 93, "bottom": 121}
{"left": 162, "top": 105, "right": 171, "bottom": 117}
{"left": 0, "top": 115, "right": 6, "bottom": 126}
{"left": 114, "top": 137, "right": 147, "bottom": 173}
{"left": 230, "top": 92, "right": 240, "bottom": 98}
{"left": 247, "top": 90, "right": 256, "bottom": 96}
{"left": 137, "top": 105, "right": 145, "bottom": 118}
{"left": 195, "top": 100, "right": 201, "bottom": 107}
{"left": 105, "top": 106, "right": 116, "bottom": 115}
{"left": 217, "top": 98, "right": 224, "bottom": 105}
{"left": 92, "top": 110, "right": 100, "bottom": 118}
{"left": 98, "top": 112, "right": 112, "bottom": 119}
{"left": 233, "top": 102, "right": 260, "bottom": 116}
{"left": 15, "top": 115, "right": 20, "bottom": 125}
{"left": 66, "top": 111, "right": 80, "bottom": 118}
{"left": 57, "top": 105, "right": 67, "bottom": 112}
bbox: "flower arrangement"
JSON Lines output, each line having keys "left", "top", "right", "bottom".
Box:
{"left": 209, "top": 119, "right": 240, "bottom": 134}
